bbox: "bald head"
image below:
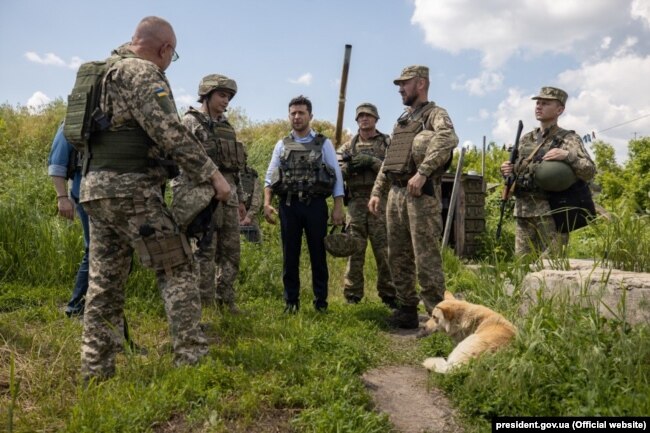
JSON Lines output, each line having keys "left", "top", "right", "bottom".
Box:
{"left": 130, "top": 16, "right": 177, "bottom": 71}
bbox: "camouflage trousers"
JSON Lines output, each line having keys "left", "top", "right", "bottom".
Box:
{"left": 385, "top": 185, "right": 445, "bottom": 313}
{"left": 82, "top": 194, "right": 207, "bottom": 380}
{"left": 195, "top": 203, "right": 240, "bottom": 306}
{"left": 343, "top": 196, "right": 395, "bottom": 301}
{"left": 515, "top": 215, "right": 568, "bottom": 256}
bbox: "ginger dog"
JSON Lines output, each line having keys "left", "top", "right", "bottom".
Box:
{"left": 420, "top": 292, "right": 516, "bottom": 373}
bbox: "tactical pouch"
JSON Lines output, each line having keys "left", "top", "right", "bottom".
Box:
{"left": 312, "top": 163, "right": 335, "bottom": 196}
{"left": 133, "top": 233, "right": 192, "bottom": 275}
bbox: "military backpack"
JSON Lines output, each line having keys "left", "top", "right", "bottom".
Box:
{"left": 63, "top": 54, "right": 125, "bottom": 152}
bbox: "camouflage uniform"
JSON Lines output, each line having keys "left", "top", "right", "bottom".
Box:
{"left": 339, "top": 132, "right": 395, "bottom": 303}
{"left": 512, "top": 88, "right": 596, "bottom": 255}
{"left": 179, "top": 108, "right": 245, "bottom": 307}
{"left": 372, "top": 102, "right": 458, "bottom": 314}
{"left": 240, "top": 165, "right": 263, "bottom": 243}
{"left": 79, "top": 45, "right": 218, "bottom": 379}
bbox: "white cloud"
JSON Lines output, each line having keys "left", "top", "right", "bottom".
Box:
{"left": 27, "top": 91, "right": 51, "bottom": 114}
{"left": 411, "top": 0, "right": 632, "bottom": 68}
{"left": 24, "top": 51, "right": 82, "bottom": 69}
{"left": 452, "top": 71, "right": 503, "bottom": 96}
{"left": 175, "top": 93, "right": 195, "bottom": 109}
{"left": 288, "top": 73, "right": 313, "bottom": 86}
{"left": 631, "top": 0, "right": 650, "bottom": 27}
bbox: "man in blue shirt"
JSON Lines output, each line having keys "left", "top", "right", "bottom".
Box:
{"left": 48, "top": 124, "right": 89, "bottom": 317}
{"left": 263, "top": 95, "right": 345, "bottom": 313}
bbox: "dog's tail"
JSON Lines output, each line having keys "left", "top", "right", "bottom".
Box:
{"left": 444, "top": 291, "right": 455, "bottom": 301}
{"left": 423, "top": 357, "right": 449, "bottom": 373}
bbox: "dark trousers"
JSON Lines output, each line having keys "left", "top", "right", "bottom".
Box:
{"left": 279, "top": 196, "right": 329, "bottom": 310}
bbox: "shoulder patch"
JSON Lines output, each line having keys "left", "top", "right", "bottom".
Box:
{"left": 154, "top": 86, "right": 168, "bottom": 98}
{"left": 443, "top": 115, "right": 454, "bottom": 130}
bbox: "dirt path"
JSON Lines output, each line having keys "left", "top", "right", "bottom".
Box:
{"left": 361, "top": 324, "right": 465, "bottom": 433}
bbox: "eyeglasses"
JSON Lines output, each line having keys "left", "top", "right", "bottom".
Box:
{"left": 171, "top": 49, "right": 179, "bottom": 62}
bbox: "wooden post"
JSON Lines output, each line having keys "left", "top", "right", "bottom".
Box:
{"left": 335, "top": 44, "right": 352, "bottom": 148}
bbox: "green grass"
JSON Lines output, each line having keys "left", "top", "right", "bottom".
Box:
{"left": 2, "top": 103, "right": 650, "bottom": 432}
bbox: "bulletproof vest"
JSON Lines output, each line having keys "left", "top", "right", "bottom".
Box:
{"left": 239, "top": 165, "right": 258, "bottom": 209}
{"left": 270, "top": 133, "right": 335, "bottom": 197}
{"left": 64, "top": 50, "right": 135, "bottom": 152}
{"left": 186, "top": 108, "right": 246, "bottom": 172}
{"left": 345, "top": 133, "right": 388, "bottom": 190}
{"left": 515, "top": 128, "right": 573, "bottom": 196}
{"left": 382, "top": 102, "right": 436, "bottom": 177}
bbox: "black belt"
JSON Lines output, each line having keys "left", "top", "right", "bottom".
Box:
{"left": 391, "top": 179, "right": 408, "bottom": 188}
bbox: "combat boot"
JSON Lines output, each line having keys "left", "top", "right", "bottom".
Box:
{"left": 386, "top": 305, "right": 419, "bottom": 329}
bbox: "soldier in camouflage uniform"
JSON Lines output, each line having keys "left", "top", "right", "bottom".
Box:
{"left": 239, "top": 161, "right": 263, "bottom": 243}
{"left": 501, "top": 86, "right": 595, "bottom": 255}
{"left": 338, "top": 103, "right": 396, "bottom": 307}
{"left": 77, "top": 16, "right": 231, "bottom": 381}
{"left": 369, "top": 65, "right": 458, "bottom": 329}
{"left": 176, "top": 74, "right": 247, "bottom": 313}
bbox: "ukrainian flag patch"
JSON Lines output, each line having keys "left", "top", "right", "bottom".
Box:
{"left": 154, "top": 87, "right": 168, "bottom": 97}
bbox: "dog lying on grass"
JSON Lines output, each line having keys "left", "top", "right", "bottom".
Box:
{"left": 420, "top": 292, "right": 516, "bottom": 373}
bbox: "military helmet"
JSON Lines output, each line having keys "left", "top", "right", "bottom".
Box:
{"left": 355, "top": 103, "right": 379, "bottom": 120}
{"left": 534, "top": 160, "right": 577, "bottom": 192}
{"left": 170, "top": 179, "right": 217, "bottom": 233}
{"left": 198, "top": 74, "right": 237, "bottom": 100}
{"left": 324, "top": 226, "right": 365, "bottom": 257}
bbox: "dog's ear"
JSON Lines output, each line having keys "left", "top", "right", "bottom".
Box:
{"left": 437, "top": 303, "right": 455, "bottom": 322}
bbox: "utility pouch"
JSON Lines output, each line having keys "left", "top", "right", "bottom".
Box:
{"left": 133, "top": 233, "right": 192, "bottom": 276}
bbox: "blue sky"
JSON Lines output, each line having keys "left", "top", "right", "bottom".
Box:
{"left": 2, "top": 0, "right": 649, "bottom": 162}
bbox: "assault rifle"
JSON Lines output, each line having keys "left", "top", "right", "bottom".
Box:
{"left": 496, "top": 120, "right": 523, "bottom": 241}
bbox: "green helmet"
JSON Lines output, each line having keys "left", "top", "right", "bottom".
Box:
{"left": 324, "top": 227, "right": 365, "bottom": 257}
{"left": 534, "top": 160, "right": 577, "bottom": 192}
{"left": 170, "top": 179, "right": 216, "bottom": 233}
{"left": 197, "top": 74, "right": 237, "bottom": 100}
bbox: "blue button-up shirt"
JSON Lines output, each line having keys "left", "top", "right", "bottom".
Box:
{"left": 264, "top": 129, "right": 344, "bottom": 197}
{"left": 47, "top": 124, "right": 82, "bottom": 201}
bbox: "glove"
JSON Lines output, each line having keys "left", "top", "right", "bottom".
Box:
{"left": 349, "top": 153, "right": 376, "bottom": 170}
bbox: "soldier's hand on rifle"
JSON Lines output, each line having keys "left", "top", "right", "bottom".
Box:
{"left": 57, "top": 196, "right": 75, "bottom": 221}
{"left": 211, "top": 170, "right": 231, "bottom": 202}
{"left": 500, "top": 161, "right": 514, "bottom": 177}
{"left": 349, "top": 153, "right": 375, "bottom": 169}
{"left": 407, "top": 172, "right": 426, "bottom": 197}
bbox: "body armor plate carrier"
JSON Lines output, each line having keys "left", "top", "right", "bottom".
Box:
{"left": 382, "top": 102, "right": 436, "bottom": 179}
{"left": 270, "top": 133, "right": 335, "bottom": 199}
{"left": 186, "top": 108, "right": 246, "bottom": 172}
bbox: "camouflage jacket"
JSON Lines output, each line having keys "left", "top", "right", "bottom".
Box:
{"left": 371, "top": 102, "right": 458, "bottom": 198}
{"left": 80, "top": 45, "right": 217, "bottom": 202}
{"left": 514, "top": 124, "right": 595, "bottom": 217}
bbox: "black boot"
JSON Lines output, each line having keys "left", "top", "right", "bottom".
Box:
{"left": 381, "top": 296, "right": 399, "bottom": 310}
{"left": 386, "top": 305, "right": 419, "bottom": 329}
